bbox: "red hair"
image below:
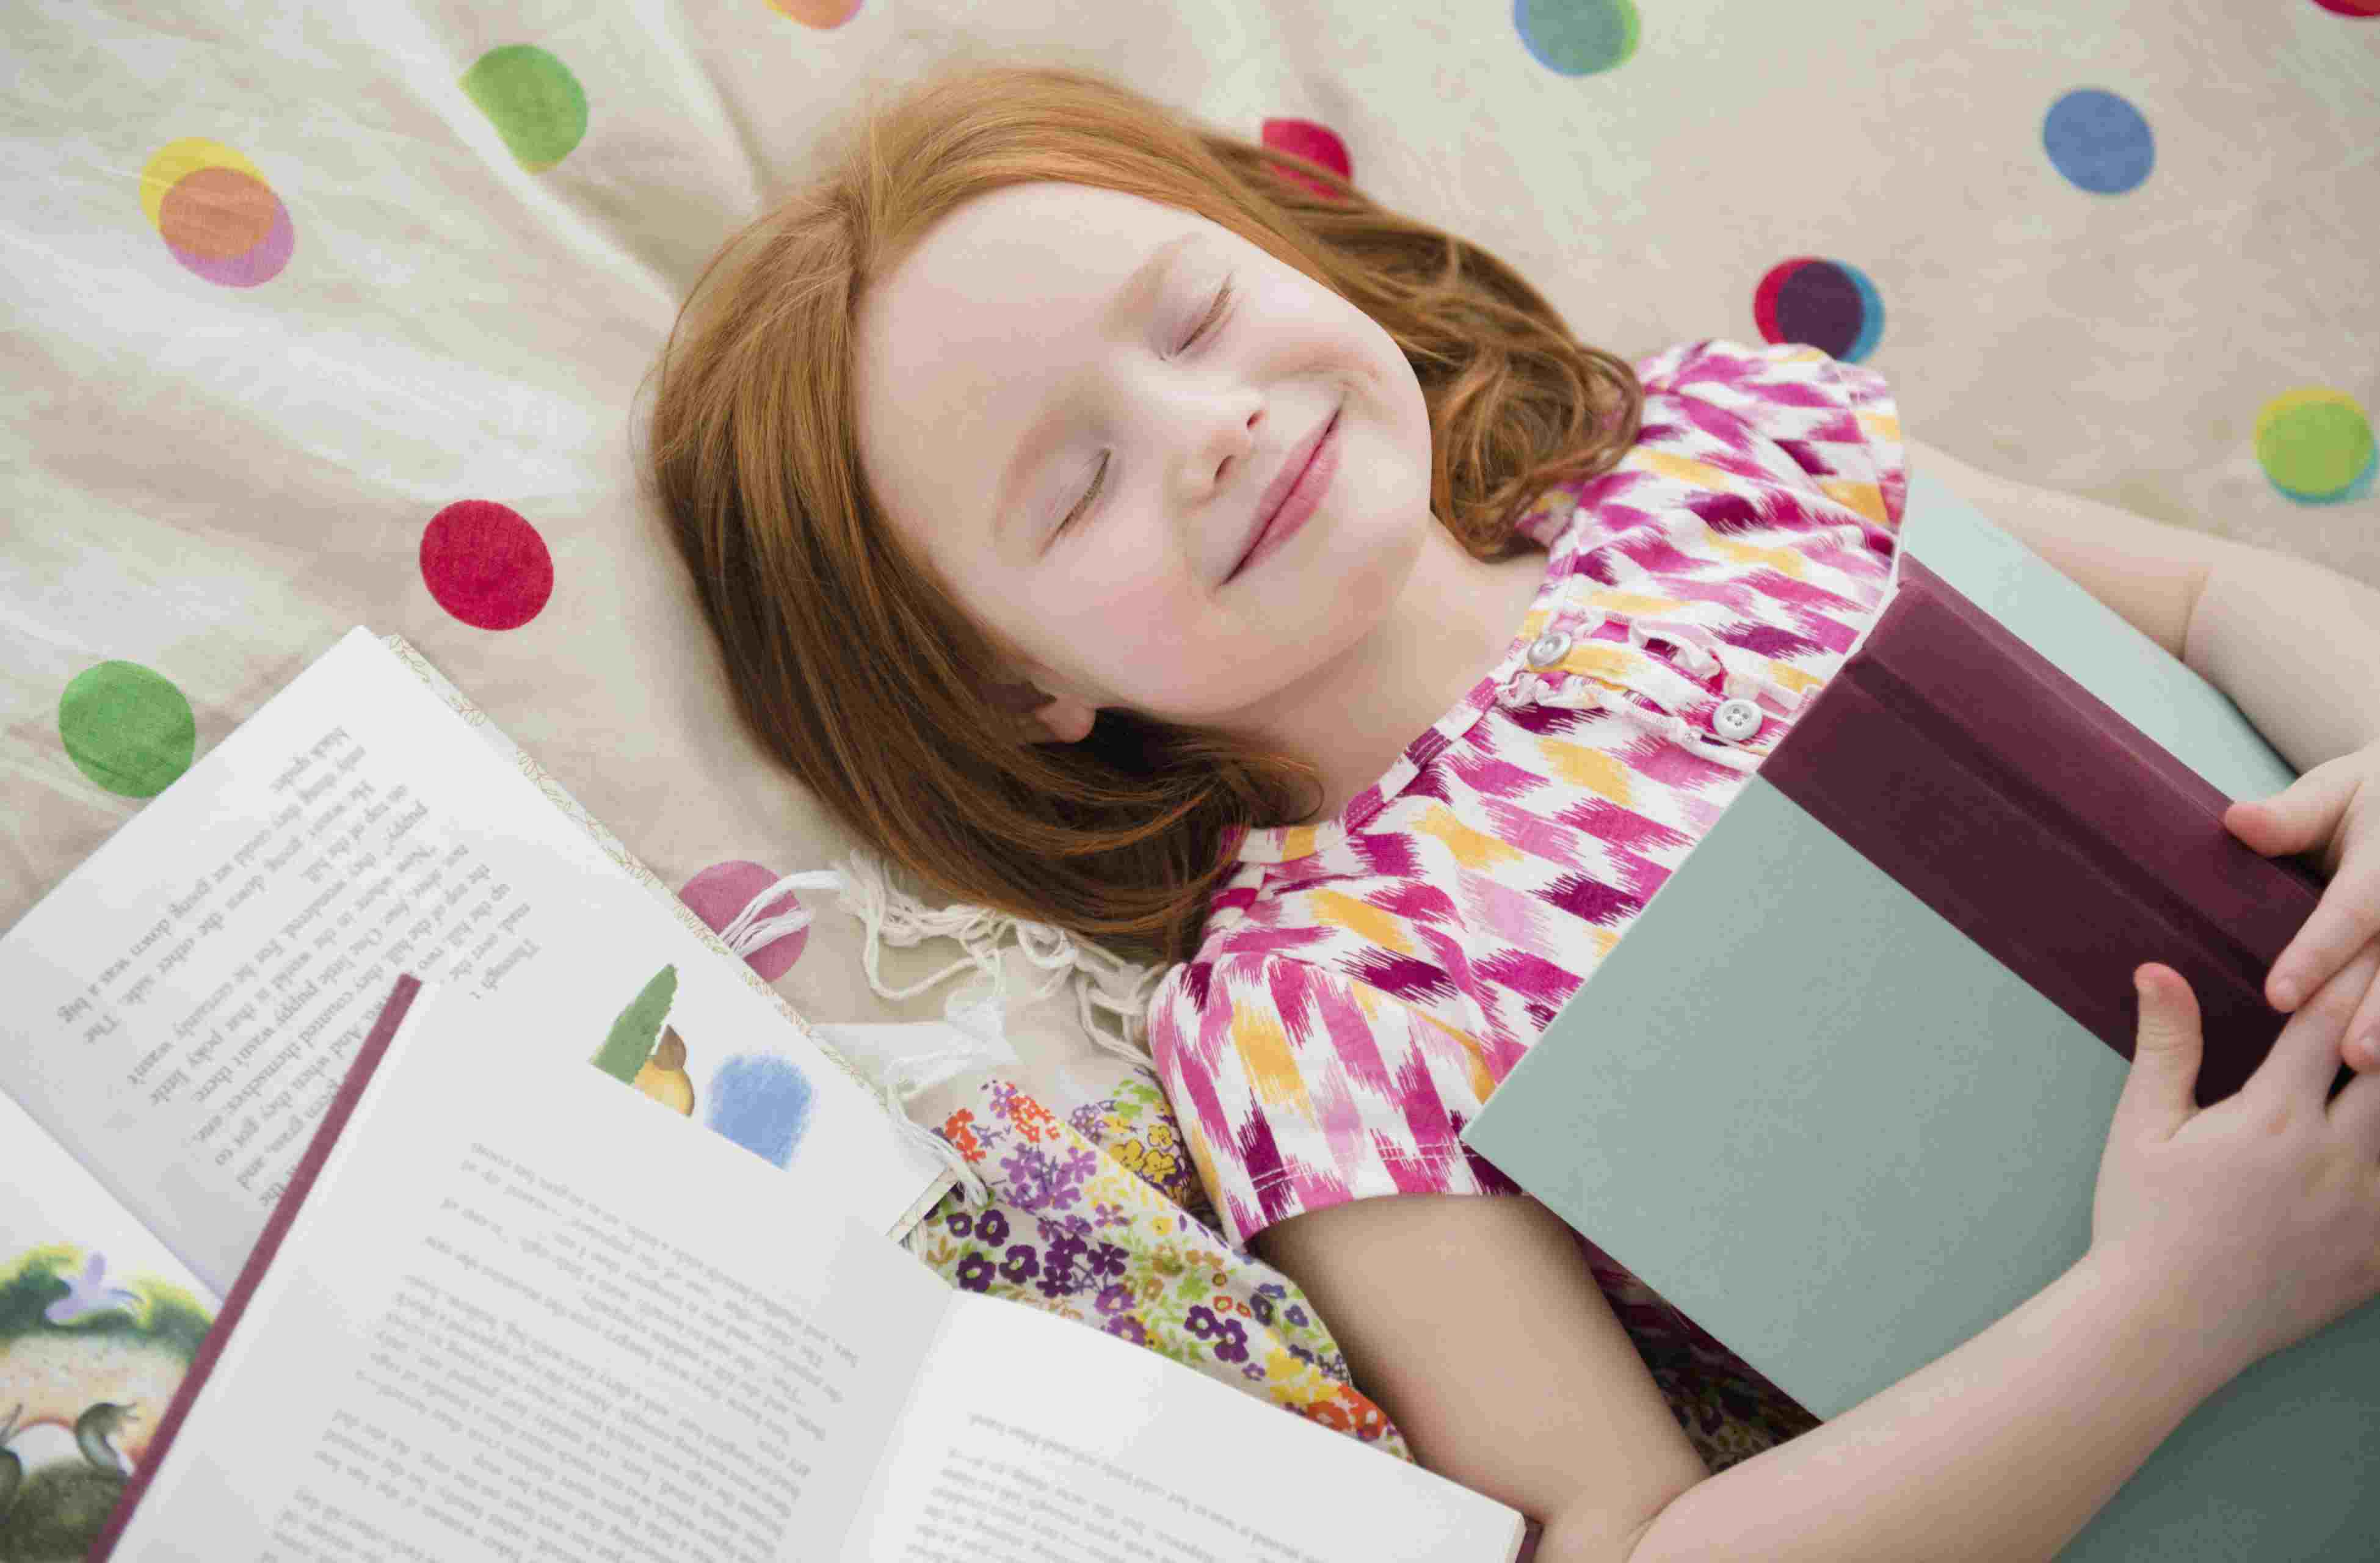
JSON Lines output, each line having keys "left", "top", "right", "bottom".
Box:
{"left": 642, "top": 59, "right": 1644, "bottom": 966}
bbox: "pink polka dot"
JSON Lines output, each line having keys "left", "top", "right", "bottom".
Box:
{"left": 141, "top": 140, "right": 296, "bottom": 288}
{"left": 680, "top": 860, "right": 811, "bottom": 982}
{"left": 158, "top": 164, "right": 278, "bottom": 259}
{"left": 165, "top": 195, "right": 292, "bottom": 288}
{"left": 1260, "top": 118, "right": 1352, "bottom": 200}
{"left": 419, "top": 500, "right": 554, "bottom": 630}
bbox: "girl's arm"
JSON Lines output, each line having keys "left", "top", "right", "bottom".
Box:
{"left": 1616, "top": 1244, "right": 2231, "bottom": 1563}
{"left": 1250, "top": 1192, "right": 1711, "bottom": 1558}
{"left": 1254, "top": 1191, "right": 2242, "bottom": 1563}
{"left": 2186, "top": 540, "right": 2380, "bottom": 775}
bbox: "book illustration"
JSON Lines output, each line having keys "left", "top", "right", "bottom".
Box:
{"left": 632, "top": 1028, "right": 695, "bottom": 1114}
{"left": 0, "top": 1244, "right": 212, "bottom": 1558}
{"left": 589, "top": 965, "right": 680, "bottom": 1084}
{"left": 585, "top": 963, "right": 813, "bottom": 1164}
{"left": 702, "top": 1055, "right": 814, "bottom": 1169}
{"left": 41, "top": 1255, "right": 139, "bottom": 1326}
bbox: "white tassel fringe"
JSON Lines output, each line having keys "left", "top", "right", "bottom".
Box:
{"left": 711, "top": 851, "right": 1172, "bottom": 1208}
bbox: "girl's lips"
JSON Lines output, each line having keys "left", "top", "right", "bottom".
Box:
{"left": 1231, "top": 408, "right": 1340, "bottom": 580}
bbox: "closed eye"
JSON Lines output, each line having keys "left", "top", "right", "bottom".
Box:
{"left": 1054, "top": 453, "right": 1108, "bottom": 538}
{"left": 1178, "top": 277, "right": 1233, "bottom": 355}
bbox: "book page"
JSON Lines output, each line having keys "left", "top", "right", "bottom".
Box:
{"left": 0, "top": 626, "right": 949, "bottom": 1295}
{"left": 112, "top": 978, "right": 952, "bottom": 1562}
{"left": 0, "top": 1092, "right": 220, "bottom": 1559}
{"left": 850, "top": 1284, "right": 1526, "bottom": 1561}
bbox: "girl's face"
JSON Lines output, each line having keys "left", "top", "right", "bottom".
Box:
{"left": 852, "top": 180, "right": 1435, "bottom": 741}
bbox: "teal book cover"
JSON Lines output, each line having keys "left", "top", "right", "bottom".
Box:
{"left": 1459, "top": 470, "right": 2380, "bottom": 1560}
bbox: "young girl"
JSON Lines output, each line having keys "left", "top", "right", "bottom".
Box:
{"left": 642, "top": 60, "right": 2380, "bottom": 1561}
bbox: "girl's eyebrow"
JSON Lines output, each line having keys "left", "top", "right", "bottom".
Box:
{"left": 989, "top": 230, "right": 1200, "bottom": 546}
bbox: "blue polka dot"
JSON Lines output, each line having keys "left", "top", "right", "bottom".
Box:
{"left": 2044, "top": 89, "right": 2155, "bottom": 194}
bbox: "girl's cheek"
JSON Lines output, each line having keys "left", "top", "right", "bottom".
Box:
{"left": 1062, "top": 569, "right": 1233, "bottom": 712}
{"left": 1094, "top": 571, "right": 1199, "bottom": 667}
{"left": 1059, "top": 549, "right": 1178, "bottom": 626}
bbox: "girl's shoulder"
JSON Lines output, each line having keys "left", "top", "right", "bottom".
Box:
{"left": 1613, "top": 336, "right": 1907, "bottom": 534}
{"left": 1631, "top": 335, "right": 1887, "bottom": 400}
{"left": 1518, "top": 337, "right": 1904, "bottom": 547}
{"left": 1145, "top": 945, "right": 1327, "bottom": 1036}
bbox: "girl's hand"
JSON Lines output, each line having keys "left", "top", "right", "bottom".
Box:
{"left": 2223, "top": 739, "right": 2380, "bottom": 1072}
{"left": 2092, "top": 954, "right": 2380, "bottom": 1376}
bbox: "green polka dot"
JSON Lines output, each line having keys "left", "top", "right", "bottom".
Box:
{"left": 460, "top": 45, "right": 588, "bottom": 173}
{"left": 1515, "top": 0, "right": 1642, "bottom": 78}
{"left": 2254, "top": 388, "right": 2377, "bottom": 502}
{"left": 59, "top": 661, "right": 196, "bottom": 798}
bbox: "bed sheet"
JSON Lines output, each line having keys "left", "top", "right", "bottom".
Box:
{"left": 4, "top": 0, "right": 2375, "bottom": 1546}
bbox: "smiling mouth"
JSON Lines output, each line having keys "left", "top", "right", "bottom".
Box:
{"left": 1229, "top": 405, "right": 1340, "bottom": 580}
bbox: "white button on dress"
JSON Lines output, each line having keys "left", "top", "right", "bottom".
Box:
{"left": 1713, "top": 697, "right": 1765, "bottom": 742}
{"left": 1525, "top": 629, "right": 1572, "bottom": 669}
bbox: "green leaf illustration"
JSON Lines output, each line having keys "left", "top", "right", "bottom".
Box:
{"left": 591, "top": 965, "right": 678, "bottom": 1083}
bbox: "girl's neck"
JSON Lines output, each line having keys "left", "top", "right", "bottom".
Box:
{"left": 1250, "top": 521, "right": 1550, "bottom": 827}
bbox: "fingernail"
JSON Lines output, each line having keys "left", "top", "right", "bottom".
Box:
{"left": 2357, "top": 1032, "right": 2379, "bottom": 1070}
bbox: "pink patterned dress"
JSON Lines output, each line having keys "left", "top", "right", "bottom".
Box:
{"left": 1147, "top": 335, "right": 1906, "bottom": 1467}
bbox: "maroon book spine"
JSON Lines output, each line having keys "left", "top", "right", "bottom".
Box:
{"left": 87, "top": 973, "right": 426, "bottom": 1562}
{"left": 1757, "top": 555, "right": 2345, "bottom": 1109}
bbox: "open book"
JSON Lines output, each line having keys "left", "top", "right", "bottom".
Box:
{"left": 1, "top": 628, "right": 960, "bottom": 1553}
{"left": 88, "top": 974, "right": 1525, "bottom": 1560}
{"left": 1, "top": 626, "right": 952, "bottom": 1304}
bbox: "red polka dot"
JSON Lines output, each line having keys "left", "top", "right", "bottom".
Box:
{"left": 1261, "top": 118, "right": 1352, "bottom": 200}
{"left": 419, "top": 501, "right": 554, "bottom": 630}
{"left": 680, "top": 861, "right": 811, "bottom": 982}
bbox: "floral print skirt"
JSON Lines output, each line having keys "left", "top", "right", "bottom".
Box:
{"left": 898, "top": 1066, "right": 1822, "bottom": 1534}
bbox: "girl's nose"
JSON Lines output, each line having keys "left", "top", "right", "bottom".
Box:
{"left": 1178, "top": 393, "right": 1263, "bottom": 501}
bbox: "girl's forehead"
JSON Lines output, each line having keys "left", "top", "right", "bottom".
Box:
{"left": 859, "top": 186, "right": 1210, "bottom": 426}
{"left": 910, "top": 182, "right": 1206, "bottom": 278}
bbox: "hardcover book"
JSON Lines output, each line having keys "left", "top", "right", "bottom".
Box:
{"left": 1461, "top": 468, "right": 2376, "bottom": 1559}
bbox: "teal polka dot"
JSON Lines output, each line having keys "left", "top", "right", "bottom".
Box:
{"left": 460, "top": 45, "right": 588, "bottom": 172}
{"left": 59, "top": 661, "right": 197, "bottom": 798}
{"left": 1514, "top": 0, "right": 1641, "bottom": 77}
